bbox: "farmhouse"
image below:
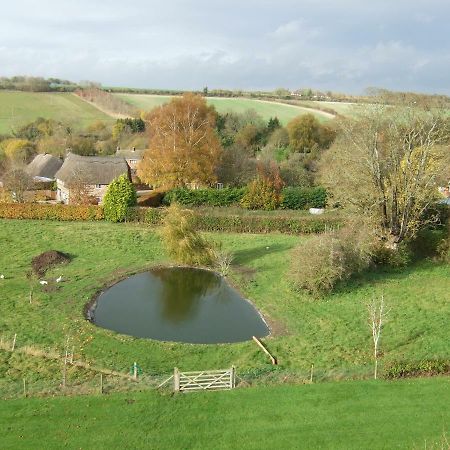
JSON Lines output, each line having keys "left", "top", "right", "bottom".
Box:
{"left": 115, "top": 147, "right": 145, "bottom": 173}
{"left": 25, "top": 153, "right": 63, "bottom": 182}
{"left": 55, "top": 153, "right": 130, "bottom": 204}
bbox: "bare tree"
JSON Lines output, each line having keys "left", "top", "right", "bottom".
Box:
{"left": 367, "top": 295, "right": 389, "bottom": 379}
{"left": 320, "top": 106, "right": 450, "bottom": 247}
{"left": 2, "top": 168, "right": 33, "bottom": 203}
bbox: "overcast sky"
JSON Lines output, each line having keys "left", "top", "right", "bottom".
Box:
{"left": 1, "top": 0, "right": 449, "bottom": 94}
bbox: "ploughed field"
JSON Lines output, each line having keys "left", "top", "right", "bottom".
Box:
{"left": 0, "top": 219, "right": 448, "bottom": 380}
{"left": 115, "top": 93, "right": 332, "bottom": 124}
{"left": 0, "top": 91, "right": 114, "bottom": 133}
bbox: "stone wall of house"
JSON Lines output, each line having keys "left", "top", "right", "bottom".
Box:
{"left": 56, "top": 180, "right": 109, "bottom": 205}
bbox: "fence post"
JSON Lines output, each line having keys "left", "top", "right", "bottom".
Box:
{"left": 11, "top": 333, "right": 17, "bottom": 351}
{"left": 23, "top": 378, "right": 27, "bottom": 397}
{"left": 174, "top": 367, "right": 180, "bottom": 392}
{"left": 100, "top": 373, "right": 103, "bottom": 394}
{"left": 133, "top": 362, "right": 138, "bottom": 380}
{"left": 310, "top": 364, "right": 314, "bottom": 383}
{"left": 231, "top": 366, "right": 236, "bottom": 388}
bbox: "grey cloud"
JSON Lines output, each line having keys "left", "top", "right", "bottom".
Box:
{"left": 0, "top": 0, "right": 449, "bottom": 94}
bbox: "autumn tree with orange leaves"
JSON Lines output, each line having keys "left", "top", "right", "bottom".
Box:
{"left": 137, "top": 94, "right": 222, "bottom": 189}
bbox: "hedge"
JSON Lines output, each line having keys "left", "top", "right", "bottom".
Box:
{"left": 384, "top": 360, "right": 450, "bottom": 379}
{"left": 128, "top": 207, "right": 341, "bottom": 234}
{"left": 0, "top": 203, "right": 104, "bottom": 221}
{"left": 0, "top": 203, "right": 342, "bottom": 234}
{"left": 162, "top": 187, "right": 246, "bottom": 207}
{"left": 163, "top": 186, "right": 328, "bottom": 210}
{"left": 280, "top": 187, "right": 327, "bottom": 210}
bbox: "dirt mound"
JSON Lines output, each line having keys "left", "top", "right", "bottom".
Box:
{"left": 31, "top": 250, "right": 71, "bottom": 277}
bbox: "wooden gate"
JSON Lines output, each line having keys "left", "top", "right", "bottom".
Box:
{"left": 174, "top": 367, "right": 235, "bottom": 392}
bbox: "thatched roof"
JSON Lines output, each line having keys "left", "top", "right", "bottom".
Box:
{"left": 55, "top": 153, "right": 130, "bottom": 185}
{"left": 115, "top": 148, "right": 146, "bottom": 160}
{"left": 26, "top": 154, "right": 63, "bottom": 180}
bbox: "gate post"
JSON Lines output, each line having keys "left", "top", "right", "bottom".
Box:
{"left": 174, "top": 367, "right": 180, "bottom": 392}
{"left": 231, "top": 366, "right": 236, "bottom": 388}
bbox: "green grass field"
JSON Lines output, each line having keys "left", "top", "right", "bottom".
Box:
{"left": 0, "top": 91, "right": 114, "bottom": 134}
{"left": 0, "top": 219, "right": 448, "bottom": 384}
{"left": 115, "top": 94, "right": 331, "bottom": 124}
{"left": 1, "top": 378, "right": 448, "bottom": 449}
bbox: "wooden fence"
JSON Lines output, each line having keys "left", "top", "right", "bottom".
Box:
{"left": 174, "top": 367, "right": 235, "bottom": 393}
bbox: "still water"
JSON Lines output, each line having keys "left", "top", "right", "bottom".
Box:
{"left": 92, "top": 267, "right": 269, "bottom": 344}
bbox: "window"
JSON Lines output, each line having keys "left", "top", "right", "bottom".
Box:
{"left": 95, "top": 184, "right": 102, "bottom": 189}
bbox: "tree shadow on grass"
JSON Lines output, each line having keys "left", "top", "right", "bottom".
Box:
{"left": 332, "top": 259, "right": 446, "bottom": 297}
{"left": 233, "top": 243, "right": 293, "bottom": 267}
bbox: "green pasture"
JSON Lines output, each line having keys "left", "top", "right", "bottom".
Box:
{"left": 0, "top": 378, "right": 448, "bottom": 449}
{"left": 115, "top": 94, "right": 331, "bottom": 124}
{"left": 0, "top": 219, "right": 448, "bottom": 383}
{"left": 0, "top": 91, "right": 114, "bottom": 134}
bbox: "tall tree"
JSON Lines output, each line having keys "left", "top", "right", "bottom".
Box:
{"left": 138, "top": 94, "right": 222, "bottom": 188}
{"left": 319, "top": 106, "right": 450, "bottom": 246}
{"left": 287, "top": 114, "right": 334, "bottom": 153}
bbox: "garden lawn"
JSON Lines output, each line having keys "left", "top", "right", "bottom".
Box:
{"left": 115, "top": 94, "right": 330, "bottom": 124}
{"left": 0, "top": 378, "right": 449, "bottom": 449}
{"left": 0, "top": 91, "right": 114, "bottom": 134}
{"left": 0, "top": 219, "right": 448, "bottom": 383}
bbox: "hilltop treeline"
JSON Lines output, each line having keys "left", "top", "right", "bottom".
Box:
{"left": 0, "top": 76, "right": 78, "bottom": 92}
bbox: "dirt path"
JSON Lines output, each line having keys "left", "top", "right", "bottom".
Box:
{"left": 73, "top": 93, "right": 131, "bottom": 119}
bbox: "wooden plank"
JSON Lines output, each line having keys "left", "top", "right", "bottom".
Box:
{"left": 252, "top": 336, "right": 277, "bottom": 365}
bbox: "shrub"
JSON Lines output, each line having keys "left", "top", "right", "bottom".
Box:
{"left": 280, "top": 187, "right": 327, "bottom": 210}
{"left": 162, "top": 187, "right": 245, "bottom": 207}
{"left": 384, "top": 360, "right": 450, "bottom": 379}
{"left": 241, "top": 177, "right": 282, "bottom": 211}
{"left": 372, "top": 241, "right": 413, "bottom": 268}
{"left": 159, "top": 203, "right": 216, "bottom": 266}
{"left": 290, "top": 233, "right": 347, "bottom": 297}
{"left": 103, "top": 175, "right": 137, "bottom": 222}
{"left": 290, "top": 221, "right": 374, "bottom": 297}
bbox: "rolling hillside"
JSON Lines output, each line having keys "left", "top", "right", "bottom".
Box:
{"left": 115, "top": 94, "right": 334, "bottom": 124}
{"left": 0, "top": 91, "right": 114, "bottom": 134}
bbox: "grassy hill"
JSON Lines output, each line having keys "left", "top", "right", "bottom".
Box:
{"left": 115, "top": 94, "right": 333, "bottom": 124}
{"left": 0, "top": 91, "right": 114, "bottom": 134}
{"left": 1, "top": 378, "right": 449, "bottom": 449}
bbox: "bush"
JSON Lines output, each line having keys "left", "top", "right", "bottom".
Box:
{"left": 159, "top": 204, "right": 215, "bottom": 266}
{"left": 240, "top": 177, "right": 281, "bottom": 210}
{"left": 162, "top": 187, "right": 245, "bottom": 207}
{"left": 0, "top": 203, "right": 104, "bottom": 221}
{"left": 372, "top": 241, "right": 413, "bottom": 268}
{"left": 280, "top": 187, "right": 327, "bottom": 210}
{"left": 103, "top": 175, "right": 137, "bottom": 222}
{"left": 290, "top": 221, "right": 374, "bottom": 297}
{"left": 384, "top": 360, "right": 450, "bottom": 379}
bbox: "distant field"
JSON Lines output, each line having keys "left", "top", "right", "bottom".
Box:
{"left": 115, "top": 94, "right": 332, "bottom": 124}
{"left": 1, "top": 378, "right": 449, "bottom": 449}
{"left": 297, "top": 100, "right": 360, "bottom": 116}
{"left": 0, "top": 91, "right": 114, "bottom": 134}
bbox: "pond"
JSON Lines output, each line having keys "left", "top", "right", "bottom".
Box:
{"left": 90, "top": 267, "right": 269, "bottom": 344}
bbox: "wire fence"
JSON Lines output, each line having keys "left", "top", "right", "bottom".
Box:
{"left": 0, "top": 333, "right": 376, "bottom": 400}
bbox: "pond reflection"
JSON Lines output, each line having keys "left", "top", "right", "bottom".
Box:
{"left": 92, "top": 267, "right": 269, "bottom": 344}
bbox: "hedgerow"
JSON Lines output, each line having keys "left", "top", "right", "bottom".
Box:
{"left": 0, "top": 203, "right": 342, "bottom": 234}
{"left": 384, "top": 360, "right": 450, "bottom": 379}
{"left": 162, "top": 186, "right": 328, "bottom": 210}
{"left": 162, "top": 187, "right": 245, "bottom": 207}
{"left": 0, "top": 203, "right": 104, "bottom": 221}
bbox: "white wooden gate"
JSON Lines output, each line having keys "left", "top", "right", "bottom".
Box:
{"left": 174, "top": 367, "right": 235, "bottom": 392}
